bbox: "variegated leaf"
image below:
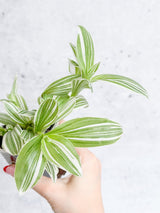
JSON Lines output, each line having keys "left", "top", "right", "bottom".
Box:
{"left": 87, "top": 62, "right": 100, "bottom": 78}
{"left": 69, "top": 43, "right": 77, "bottom": 58}
{"left": 7, "top": 78, "right": 28, "bottom": 110}
{"left": 41, "top": 75, "right": 80, "bottom": 98}
{"left": 46, "top": 161, "right": 59, "bottom": 182}
{"left": 0, "top": 113, "right": 16, "bottom": 126}
{"left": 91, "top": 74, "right": 148, "bottom": 98}
{"left": 68, "top": 59, "right": 81, "bottom": 75}
{"left": 47, "top": 117, "right": 123, "bottom": 147}
{"left": 21, "top": 129, "right": 34, "bottom": 143}
{"left": 2, "top": 125, "right": 24, "bottom": 155}
{"left": 34, "top": 98, "right": 58, "bottom": 133}
{"left": 75, "top": 95, "right": 89, "bottom": 109}
{"left": 15, "top": 135, "right": 46, "bottom": 193}
{"left": 55, "top": 96, "right": 76, "bottom": 122}
{"left": 76, "top": 34, "right": 85, "bottom": 73}
{"left": 1, "top": 100, "right": 28, "bottom": 126}
{"left": 71, "top": 79, "right": 91, "bottom": 97}
{"left": 41, "top": 134, "right": 82, "bottom": 176}
{"left": 79, "top": 25, "right": 94, "bottom": 71}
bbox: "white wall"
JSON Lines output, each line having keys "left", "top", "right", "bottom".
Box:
{"left": 0, "top": 0, "right": 159, "bottom": 212}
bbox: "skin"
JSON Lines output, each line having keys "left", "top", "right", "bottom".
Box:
{"left": 3, "top": 148, "right": 105, "bottom": 213}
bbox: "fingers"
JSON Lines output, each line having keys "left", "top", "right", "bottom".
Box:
{"left": 3, "top": 164, "right": 15, "bottom": 177}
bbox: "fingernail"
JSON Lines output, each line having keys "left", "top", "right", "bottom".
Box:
{"left": 3, "top": 165, "right": 10, "bottom": 173}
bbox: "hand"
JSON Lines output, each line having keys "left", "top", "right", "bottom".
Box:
{"left": 3, "top": 148, "right": 104, "bottom": 213}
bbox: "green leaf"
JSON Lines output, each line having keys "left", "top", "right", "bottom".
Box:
{"left": 34, "top": 98, "right": 58, "bottom": 133}
{"left": 2, "top": 125, "right": 24, "bottom": 155}
{"left": 47, "top": 117, "right": 123, "bottom": 147}
{"left": 87, "top": 62, "right": 100, "bottom": 78}
{"left": 45, "top": 161, "right": 59, "bottom": 182}
{"left": 71, "top": 79, "right": 91, "bottom": 97}
{"left": 91, "top": 74, "right": 148, "bottom": 98}
{"left": 15, "top": 135, "right": 46, "bottom": 193}
{"left": 7, "top": 78, "right": 28, "bottom": 110}
{"left": 75, "top": 95, "right": 89, "bottom": 109}
{"left": 1, "top": 100, "right": 28, "bottom": 126}
{"left": 41, "top": 75, "right": 80, "bottom": 98}
{"left": 76, "top": 34, "right": 85, "bottom": 73}
{"left": 0, "top": 126, "right": 7, "bottom": 136}
{"left": 41, "top": 134, "right": 82, "bottom": 176}
{"left": 69, "top": 43, "right": 77, "bottom": 58}
{"left": 56, "top": 96, "right": 76, "bottom": 122}
{"left": 68, "top": 59, "right": 81, "bottom": 75}
{"left": 0, "top": 113, "right": 16, "bottom": 126}
{"left": 79, "top": 26, "right": 94, "bottom": 72}
{"left": 21, "top": 129, "right": 34, "bottom": 143}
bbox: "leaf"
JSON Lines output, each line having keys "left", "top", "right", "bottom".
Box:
{"left": 68, "top": 59, "right": 81, "bottom": 75}
{"left": 15, "top": 135, "right": 46, "bottom": 193}
{"left": 0, "top": 113, "right": 16, "bottom": 126}
{"left": 71, "top": 79, "right": 91, "bottom": 96}
{"left": 79, "top": 26, "right": 94, "bottom": 71}
{"left": 47, "top": 117, "right": 123, "bottom": 147}
{"left": 41, "top": 134, "right": 82, "bottom": 176}
{"left": 0, "top": 126, "right": 7, "bottom": 136}
{"left": 69, "top": 43, "right": 77, "bottom": 58}
{"left": 56, "top": 96, "right": 76, "bottom": 122}
{"left": 76, "top": 34, "right": 85, "bottom": 73}
{"left": 2, "top": 125, "right": 24, "bottom": 155}
{"left": 34, "top": 98, "right": 58, "bottom": 133}
{"left": 21, "top": 129, "right": 34, "bottom": 143}
{"left": 87, "top": 62, "right": 100, "bottom": 78}
{"left": 75, "top": 95, "right": 89, "bottom": 109}
{"left": 45, "top": 161, "right": 59, "bottom": 182}
{"left": 91, "top": 74, "right": 148, "bottom": 98}
{"left": 1, "top": 100, "right": 28, "bottom": 126}
{"left": 7, "top": 78, "right": 28, "bottom": 110}
{"left": 41, "top": 75, "right": 80, "bottom": 98}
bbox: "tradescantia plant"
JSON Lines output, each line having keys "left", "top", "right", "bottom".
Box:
{"left": 0, "top": 26, "right": 147, "bottom": 194}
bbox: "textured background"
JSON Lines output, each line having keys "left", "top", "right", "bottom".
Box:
{"left": 0, "top": 0, "right": 159, "bottom": 212}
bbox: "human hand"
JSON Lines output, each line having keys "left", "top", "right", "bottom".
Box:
{"left": 3, "top": 147, "right": 104, "bottom": 213}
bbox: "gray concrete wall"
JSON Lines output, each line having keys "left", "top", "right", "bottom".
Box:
{"left": 0, "top": 0, "right": 159, "bottom": 212}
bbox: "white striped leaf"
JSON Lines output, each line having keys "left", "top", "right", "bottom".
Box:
{"left": 69, "top": 43, "right": 77, "bottom": 58}
{"left": 15, "top": 134, "right": 46, "bottom": 193}
{"left": 34, "top": 98, "right": 58, "bottom": 133}
{"left": 46, "top": 161, "right": 59, "bottom": 182}
{"left": 41, "top": 134, "right": 82, "bottom": 176}
{"left": 21, "top": 130, "right": 34, "bottom": 143}
{"left": 2, "top": 125, "right": 24, "bottom": 155}
{"left": 87, "top": 62, "right": 100, "bottom": 78}
{"left": 76, "top": 34, "right": 86, "bottom": 73}
{"left": 91, "top": 74, "right": 148, "bottom": 98}
{"left": 56, "top": 97, "right": 76, "bottom": 122}
{"left": 75, "top": 95, "right": 89, "bottom": 109}
{"left": 79, "top": 26, "right": 94, "bottom": 72}
{"left": 7, "top": 78, "right": 28, "bottom": 110}
{"left": 68, "top": 59, "right": 81, "bottom": 75}
{"left": 41, "top": 75, "right": 80, "bottom": 98}
{"left": 0, "top": 113, "right": 16, "bottom": 126}
{"left": 1, "top": 100, "right": 29, "bottom": 126}
{"left": 47, "top": 117, "right": 123, "bottom": 147}
{"left": 71, "top": 79, "right": 91, "bottom": 96}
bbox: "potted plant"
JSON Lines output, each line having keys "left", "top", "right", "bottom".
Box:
{"left": 0, "top": 26, "right": 147, "bottom": 194}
